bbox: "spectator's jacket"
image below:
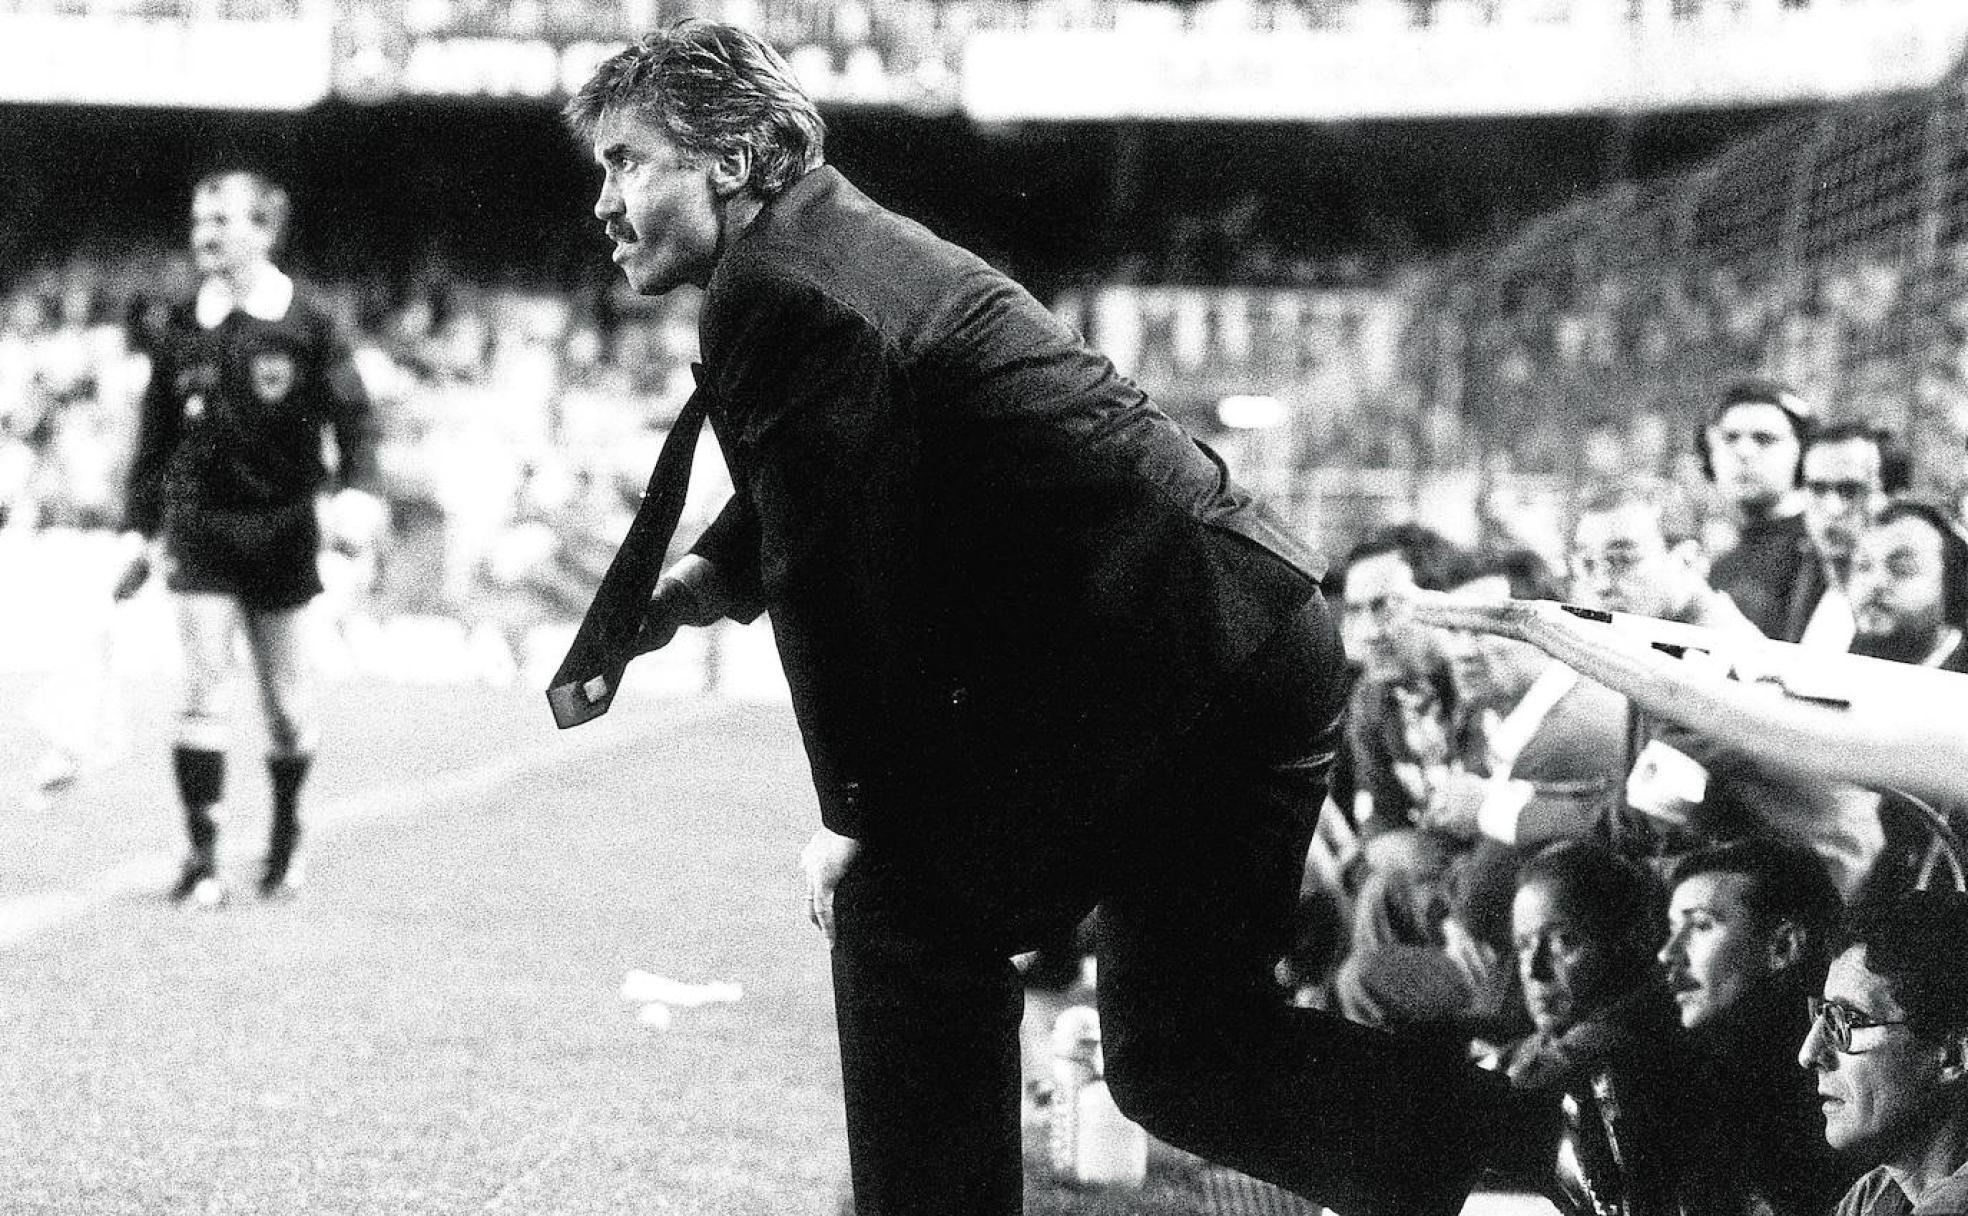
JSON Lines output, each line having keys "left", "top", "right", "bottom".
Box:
{"left": 123, "top": 264, "right": 375, "bottom": 536}
{"left": 1459, "top": 662, "right": 1629, "bottom": 850}
{"left": 1677, "top": 993, "right": 1862, "bottom": 1216}
{"left": 1346, "top": 666, "right": 1458, "bottom": 841}
{"left": 1777, "top": 545, "right": 1835, "bottom": 645}
{"left": 1710, "top": 510, "right": 1811, "bottom": 640}
{"left": 687, "top": 166, "right": 1324, "bottom": 939}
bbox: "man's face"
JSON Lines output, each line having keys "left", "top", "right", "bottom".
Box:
{"left": 1341, "top": 551, "right": 1436, "bottom": 686}
{"left": 1570, "top": 503, "right": 1684, "bottom": 618}
{"left": 1800, "top": 946, "right": 1956, "bottom": 1161}
{"left": 190, "top": 177, "right": 276, "bottom": 281}
{"left": 1802, "top": 439, "right": 1887, "bottom": 571}
{"left": 1514, "top": 878, "right": 1619, "bottom": 1036}
{"left": 1707, "top": 402, "right": 1801, "bottom": 510}
{"left": 1851, "top": 515, "right": 1949, "bottom": 656}
{"left": 1659, "top": 870, "right": 1777, "bottom": 1033}
{"left": 590, "top": 108, "right": 727, "bottom": 296}
{"left": 1439, "top": 574, "right": 1545, "bottom": 710}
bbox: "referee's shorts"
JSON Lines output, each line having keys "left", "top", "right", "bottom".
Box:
{"left": 163, "top": 498, "right": 323, "bottom": 611}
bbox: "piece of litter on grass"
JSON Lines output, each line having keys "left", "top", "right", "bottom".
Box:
{"left": 637, "top": 1002, "right": 673, "bottom": 1029}
{"left": 620, "top": 969, "right": 744, "bottom": 1007}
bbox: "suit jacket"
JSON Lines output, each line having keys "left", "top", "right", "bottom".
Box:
{"left": 686, "top": 167, "right": 1323, "bottom": 926}
{"left": 1485, "top": 670, "right": 1630, "bottom": 849}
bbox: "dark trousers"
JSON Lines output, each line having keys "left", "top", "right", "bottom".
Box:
{"left": 830, "top": 595, "right": 1503, "bottom": 1216}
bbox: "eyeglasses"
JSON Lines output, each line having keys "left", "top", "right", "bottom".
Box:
{"left": 1809, "top": 996, "right": 1911, "bottom": 1054}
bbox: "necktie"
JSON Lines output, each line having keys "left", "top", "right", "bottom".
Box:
{"left": 546, "top": 374, "right": 711, "bottom": 729}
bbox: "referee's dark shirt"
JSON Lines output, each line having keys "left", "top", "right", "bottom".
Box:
{"left": 124, "top": 282, "right": 375, "bottom": 536}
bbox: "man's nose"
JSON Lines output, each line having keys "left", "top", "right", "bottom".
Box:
{"left": 1526, "top": 942, "right": 1554, "bottom": 980}
{"left": 593, "top": 177, "right": 621, "bottom": 221}
{"left": 1798, "top": 1012, "right": 1833, "bottom": 1070}
{"left": 1656, "top": 932, "right": 1682, "bottom": 969}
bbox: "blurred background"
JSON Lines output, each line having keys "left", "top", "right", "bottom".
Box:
{"left": 6, "top": 0, "right": 1968, "bottom": 686}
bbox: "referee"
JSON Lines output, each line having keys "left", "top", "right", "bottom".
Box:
{"left": 120, "top": 169, "right": 380, "bottom": 904}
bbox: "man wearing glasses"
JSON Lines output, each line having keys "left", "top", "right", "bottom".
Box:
{"left": 1801, "top": 890, "right": 1968, "bottom": 1216}
{"left": 1787, "top": 422, "right": 1911, "bottom": 648}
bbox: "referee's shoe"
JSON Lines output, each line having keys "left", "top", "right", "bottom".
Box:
{"left": 170, "top": 849, "right": 227, "bottom": 907}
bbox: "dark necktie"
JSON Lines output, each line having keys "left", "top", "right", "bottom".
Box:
{"left": 546, "top": 374, "right": 710, "bottom": 729}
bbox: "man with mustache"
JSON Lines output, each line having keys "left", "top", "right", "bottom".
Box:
{"left": 559, "top": 20, "right": 1503, "bottom": 1216}
{"left": 120, "top": 169, "right": 379, "bottom": 904}
{"left": 1658, "top": 839, "right": 1853, "bottom": 1216}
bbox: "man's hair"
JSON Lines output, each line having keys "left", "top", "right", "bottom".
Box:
{"left": 1874, "top": 497, "right": 1968, "bottom": 629}
{"left": 1698, "top": 376, "right": 1815, "bottom": 483}
{"left": 1804, "top": 420, "right": 1913, "bottom": 495}
{"left": 564, "top": 19, "right": 826, "bottom": 199}
{"left": 1517, "top": 839, "right": 1664, "bottom": 984}
{"left": 1335, "top": 522, "right": 1477, "bottom": 596}
{"left": 1845, "top": 889, "right": 1968, "bottom": 1036}
{"left": 193, "top": 169, "right": 290, "bottom": 248}
{"left": 1667, "top": 838, "right": 1841, "bottom": 950}
{"left": 1574, "top": 477, "right": 1703, "bottom": 549}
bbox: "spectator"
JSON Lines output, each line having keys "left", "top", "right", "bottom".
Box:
{"left": 1700, "top": 376, "right": 1815, "bottom": 638}
{"left": 1499, "top": 840, "right": 1689, "bottom": 1215}
{"left": 1801, "top": 890, "right": 1968, "bottom": 1216}
{"left": 1564, "top": 479, "right": 1756, "bottom": 857}
{"left": 1332, "top": 522, "right": 1479, "bottom": 872}
{"left": 1428, "top": 549, "right": 1629, "bottom": 855}
{"left": 1569, "top": 477, "right": 1754, "bottom": 634}
{"left": 1788, "top": 422, "right": 1912, "bottom": 648}
{"left": 1659, "top": 839, "right": 1855, "bottom": 1216}
{"left": 1850, "top": 500, "right": 1968, "bottom": 671}
{"left": 1504, "top": 840, "right": 1671, "bottom": 1090}
{"left": 1335, "top": 547, "right": 1625, "bottom": 1036}
{"left": 1843, "top": 499, "right": 1968, "bottom": 904}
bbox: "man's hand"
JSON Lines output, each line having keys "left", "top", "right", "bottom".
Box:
{"left": 1419, "top": 767, "right": 1488, "bottom": 840}
{"left": 799, "top": 828, "right": 862, "bottom": 946}
{"left": 324, "top": 487, "right": 387, "bottom": 555}
{"left": 633, "top": 555, "right": 729, "bottom": 656}
{"left": 111, "top": 531, "right": 154, "bottom": 602}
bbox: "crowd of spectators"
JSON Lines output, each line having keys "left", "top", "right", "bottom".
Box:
{"left": 1266, "top": 373, "right": 1968, "bottom": 1213}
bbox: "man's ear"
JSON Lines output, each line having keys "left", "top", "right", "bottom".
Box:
{"left": 707, "top": 147, "right": 752, "bottom": 199}
{"left": 1765, "top": 920, "right": 1806, "bottom": 973}
{"left": 1940, "top": 1029, "right": 1968, "bottom": 1085}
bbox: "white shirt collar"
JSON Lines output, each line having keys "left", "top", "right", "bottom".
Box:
{"left": 195, "top": 264, "right": 294, "bottom": 329}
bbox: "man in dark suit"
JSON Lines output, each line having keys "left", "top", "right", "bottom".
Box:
{"left": 1698, "top": 377, "right": 1814, "bottom": 639}
{"left": 563, "top": 20, "right": 1499, "bottom": 1216}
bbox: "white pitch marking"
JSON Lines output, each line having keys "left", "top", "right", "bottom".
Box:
{"left": 0, "top": 701, "right": 722, "bottom": 950}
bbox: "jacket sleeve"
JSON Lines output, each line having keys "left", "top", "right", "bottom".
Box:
{"left": 704, "top": 275, "right": 925, "bottom": 839}
{"left": 320, "top": 318, "right": 379, "bottom": 493}
{"left": 689, "top": 493, "right": 767, "bottom": 625}
{"left": 122, "top": 337, "right": 180, "bottom": 537}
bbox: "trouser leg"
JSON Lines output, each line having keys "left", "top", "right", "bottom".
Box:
{"left": 1097, "top": 595, "right": 1501, "bottom": 1216}
{"left": 830, "top": 851, "right": 1028, "bottom": 1216}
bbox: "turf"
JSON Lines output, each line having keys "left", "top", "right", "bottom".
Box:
{"left": 0, "top": 671, "right": 1546, "bottom": 1216}
{"left": 2, "top": 676, "right": 847, "bottom": 1215}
